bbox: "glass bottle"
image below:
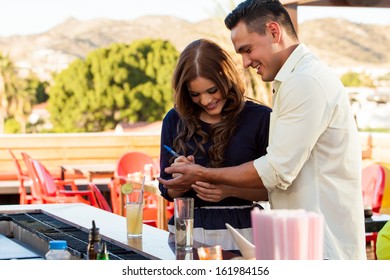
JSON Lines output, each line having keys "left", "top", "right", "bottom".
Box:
{"left": 97, "top": 242, "right": 110, "bottom": 260}
{"left": 87, "top": 220, "right": 101, "bottom": 260}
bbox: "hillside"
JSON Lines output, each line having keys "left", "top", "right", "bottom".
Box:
{"left": 0, "top": 16, "right": 389, "bottom": 80}
{"left": 299, "top": 18, "right": 390, "bottom": 69}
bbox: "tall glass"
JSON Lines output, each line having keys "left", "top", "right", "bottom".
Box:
{"left": 174, "top": 197, "right": 194, "bottom": 251}
{"left": 125, "top": 186, "right": 144, "bottom": 238}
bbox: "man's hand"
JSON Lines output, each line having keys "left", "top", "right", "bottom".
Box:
{"left": 157, "top": 162, "right": 206, "bottom": 188}
{"left": 171, "top": 155, "right": 194, "bottom": 179}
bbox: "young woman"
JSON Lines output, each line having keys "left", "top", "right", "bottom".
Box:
{"left": 159, "top": 38, "right": 271, "bottom": 252}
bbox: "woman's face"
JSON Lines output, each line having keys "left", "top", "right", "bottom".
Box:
{"left": 187, "top": 76, "right": 226, "bottom": 124}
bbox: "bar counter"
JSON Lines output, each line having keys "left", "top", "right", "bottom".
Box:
{"left": 0, "top": 203, "right": 238, "bottom": 260}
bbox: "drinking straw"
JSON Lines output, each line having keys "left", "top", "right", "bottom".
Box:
{"left": 141, "top": 175, "right": 146, "bottom": 191}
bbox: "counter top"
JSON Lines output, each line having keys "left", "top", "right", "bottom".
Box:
{"left": 0, "top": 203, "right": 238, "bottom": 260}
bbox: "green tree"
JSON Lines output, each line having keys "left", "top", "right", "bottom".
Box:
{"left": 34, "top": 79, "right": 49, "bottom": 104}
{"left": 8, "top": 74, "right": 46, "bottom": 133}
{"left": 341, "top": 71, "right": 375, "bottom": 87}
{"left": 0, "top": 52, "right": 47, "bottom": 133}
{"left": 0, "top": 52, "right": 16, "bottom": 133}
{"left": 48, "top": 39, "right": 178, "bottom": 132}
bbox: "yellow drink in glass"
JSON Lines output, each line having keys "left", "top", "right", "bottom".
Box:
{"left": 124, "top": 186, "right": 144, "bottom": 238}
{"left": 126, "top": 203, "right": 143, "bottom": 237}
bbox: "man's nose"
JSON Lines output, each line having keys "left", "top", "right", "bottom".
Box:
{"left": 242, "top": 56, "right": 251, "bottom": 69}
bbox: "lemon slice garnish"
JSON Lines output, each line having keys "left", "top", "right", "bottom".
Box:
{"left": 121, "top": 183, "right": 133, "bottom": 194}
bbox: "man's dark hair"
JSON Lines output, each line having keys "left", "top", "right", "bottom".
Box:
{"left": 224, "top": 0, "right": 298, "bottom": 40}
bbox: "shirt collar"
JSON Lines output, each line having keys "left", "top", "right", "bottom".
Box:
{"left": 273, "top": 43, "right": 310, "bottom": 93}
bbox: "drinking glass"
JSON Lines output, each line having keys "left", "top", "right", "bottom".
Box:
{"left": 125, "top": 186, "right": 144, "bottom": 238}
{"left": 174, "top": 197, "right": 194, "bottom": 251}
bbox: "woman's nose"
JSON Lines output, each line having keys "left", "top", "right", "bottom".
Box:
{"left": 200, "top": 94, "right": 211, "bottom": 105}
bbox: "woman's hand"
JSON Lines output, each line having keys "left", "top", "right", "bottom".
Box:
{"left": 192, "top": 181, "right": 269, "bottom": 202}
{"left": 191, "top": 181, "right": 233, "bottom": 202}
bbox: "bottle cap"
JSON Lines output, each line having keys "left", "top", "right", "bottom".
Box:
{"left": 49, "top": 240, "right": 68, "bottom": 250}
{"left": 89, "top": 220, "right": 101, "bottom": 240}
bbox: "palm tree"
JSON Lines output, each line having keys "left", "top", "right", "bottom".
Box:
{"left": 0, "top": 52, "right": 35, "bottom": 133}
{"left": 0, "top": 52, "right": 15, "bottom": 133}
{"left": 8, "top": 76, "right": 34, "bottom": 133}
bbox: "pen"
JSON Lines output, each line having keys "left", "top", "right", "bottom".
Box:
{"left": 163, "top": 145, "right": 181, "bottom": 158}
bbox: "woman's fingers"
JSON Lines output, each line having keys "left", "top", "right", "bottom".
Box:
{"left": 192, "top": 182, "right": 226, "bottom": 202}
{"left": 196, "top": 193, "right": 219, "bottom": 202}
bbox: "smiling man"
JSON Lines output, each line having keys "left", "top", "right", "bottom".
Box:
{"left": 157, "top": 0, "right": 366, "bottom": 260}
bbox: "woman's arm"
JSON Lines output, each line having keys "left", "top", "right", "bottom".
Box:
{"left": 191, "top": 181, "right": 268, "bottom": 202}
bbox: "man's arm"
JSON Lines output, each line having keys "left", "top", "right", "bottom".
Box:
{"left": 157, "top": 160, "right": 265, "bottom": 189}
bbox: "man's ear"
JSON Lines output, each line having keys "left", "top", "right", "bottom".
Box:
{"left": 267, "top": 21, "right": 281, "bottom": 42}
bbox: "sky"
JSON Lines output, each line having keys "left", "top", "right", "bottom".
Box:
{"left": 0, "top": 0, "right": 389, "bottom": 36}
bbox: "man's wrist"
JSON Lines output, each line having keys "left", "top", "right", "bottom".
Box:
{"left": 201, "top": 165, "right": 222, "bottom": 184}
{"left": 198, "top": 165, "right": 210, "bottom": 182}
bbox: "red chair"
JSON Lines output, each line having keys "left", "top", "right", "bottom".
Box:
{"left": 8, "top": 149, "right": 32, "bottom": 204}
{"left": 362, "top": 163, "right": 386, "bottom": 259}
{"left": 21, "top": 152, "right": 44, "bottom": 204}
{"left": 115, "top": 151, "right": 159, "bottom": 179}
{"left": 89, "top": 183, "right": 112, "bottom": 212}
{"left": 33, "top": 158, "right": 113, "bottom": 213}
{"left": 25, "top": 154, "right": 98, "bottom": 206}
{"left": 109, "top": 151, "right": 160, "bottom": 225}
{"left": 33, "top": 159, "right": 97, "bottom": 205}
{"left": 362, "top": 164, "right": 386, "bottom": 213}
{"left": 143, "top": 220, "right": 157, "bottom": 227}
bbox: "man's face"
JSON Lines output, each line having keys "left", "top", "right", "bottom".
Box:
{"left": 230, "top": 21, "right": 279, "bottom": 82}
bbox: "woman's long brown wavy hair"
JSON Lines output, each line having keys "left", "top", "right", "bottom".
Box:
{"left": 172, "top": 39, "right": 246, "bottom": 167}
